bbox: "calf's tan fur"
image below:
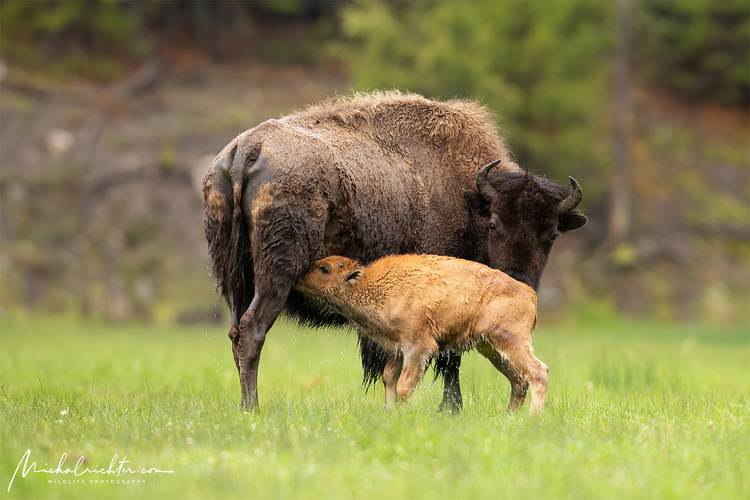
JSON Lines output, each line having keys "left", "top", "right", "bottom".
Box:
{"left": 295, "top": 254, "right": 548, "bottom": 413}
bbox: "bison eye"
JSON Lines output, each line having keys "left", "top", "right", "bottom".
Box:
{"left": 550, "top": 233, "right": 559, "bottom": 242}
{"left": 320, "top": 266, "right": 330, "bottom": 275}
{"left": 489, "top": 222, "right": 496, "bottom": 232}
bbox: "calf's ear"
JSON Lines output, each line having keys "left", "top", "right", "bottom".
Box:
{"left": 559, "top": 212, "right": 587, "bottom": 232}
{"left": 464, "top": 190, "right": 489, "bottom": 215}
{"left": 345, "top": 270, "right": 362, "bottom": 283}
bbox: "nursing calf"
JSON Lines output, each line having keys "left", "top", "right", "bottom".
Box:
{"left": 295, "top": 254, "right": 548, "bottom": 413}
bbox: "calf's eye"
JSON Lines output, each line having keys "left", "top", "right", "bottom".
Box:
{"left": 320, "top": 266, "right": 330, "bottom": 274}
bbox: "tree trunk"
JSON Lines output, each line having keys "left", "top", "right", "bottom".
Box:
{"left": 608, "top": 0, "right": 634, "bottom": 244}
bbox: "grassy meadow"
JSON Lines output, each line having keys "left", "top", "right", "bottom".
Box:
{"left": 1, "top": 312, "right": 748, "bottom": 499}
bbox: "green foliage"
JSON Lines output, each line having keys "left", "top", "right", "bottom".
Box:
{"left": 680, "top": 170, "right": 750, "bottom": 228}
{"left": 0, "top": 0, "right": 134, "bottom": 41}
{"left": 0, "top": 0, "right": 144, "bottom": 80}
{"left": 258, "top": 0, "right": 306, "bottom": 16}
{"left": 635, "top": 0, "right": 750, "bottom": 106}
{"left": 1, "top": 317, "right": 748, "bottom": 499}
{"left": 338, "top": 0, "right": 750, "bottom": 199}
{"left": 339, "top": 1, "right": 615, "bottom": 184}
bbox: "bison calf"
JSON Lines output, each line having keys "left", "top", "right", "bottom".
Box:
{"left": 295, "top": 254, "right": 548, "bottom": 413}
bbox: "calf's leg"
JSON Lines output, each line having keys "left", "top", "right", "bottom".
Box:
{"left": 382, "top": 353, "right": 403, "bottom": 409}
{"left": 395, "top": 346, "right": 433, "bottom": 405}
{"left": 485, "top": 330, "right": 548, "bottom": 413}
{"left": 475, "top": 342, "right": 528, "bottom": 411}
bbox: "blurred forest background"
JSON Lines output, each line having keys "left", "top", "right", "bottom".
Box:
{"left": 0, "top": 0, "right": 748, "bottom": 326}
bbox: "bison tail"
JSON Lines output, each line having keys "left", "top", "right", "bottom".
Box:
{"left": 203, "top": 143, "right": 255, "bottom": 322}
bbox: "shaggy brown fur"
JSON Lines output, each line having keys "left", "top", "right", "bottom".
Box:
{"left": 203, "top": 91, "right": 586, "bottom": 411}
{"left": 203, "top": 91, "right": 519, "bottom": 409}
{"left": 295, "top": 255, "right": 548, "bottom": 413}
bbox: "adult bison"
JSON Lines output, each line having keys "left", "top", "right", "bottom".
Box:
{"left": 202, "top": 91, "right": 585, "bottom": 410}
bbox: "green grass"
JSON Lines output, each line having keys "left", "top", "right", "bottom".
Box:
{"left": 1, "top": 315, "right": 748, "bottom": 499}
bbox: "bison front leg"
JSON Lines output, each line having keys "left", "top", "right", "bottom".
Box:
{"left": 435, "top": 351, "right": 463, "bottom": 413}
{"left": 382, "top": 353, "right": 403, "bottom": 409}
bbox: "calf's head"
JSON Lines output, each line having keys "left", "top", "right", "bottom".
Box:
{"left": 295, "top": 256, "right": 363, "bottom": 303}
{"left": 464, "top": 159, "right": 587, "bottom": 292}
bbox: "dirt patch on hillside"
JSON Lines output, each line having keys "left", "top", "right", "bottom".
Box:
{"left": 0, "top": 57, "right": 349, "bottom": 320}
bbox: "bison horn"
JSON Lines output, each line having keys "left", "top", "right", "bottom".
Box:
{"left": 476, "top": 159, "right": 502, "bottom": 202}
{"left": 557, "top": 176, "right": 583, "bottom": 214}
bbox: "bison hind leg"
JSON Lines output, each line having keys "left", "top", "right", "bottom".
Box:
{"left": 236, "top": 187, "right": 325, "bottom": 410}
